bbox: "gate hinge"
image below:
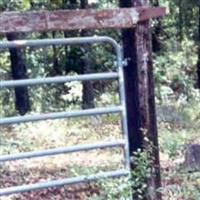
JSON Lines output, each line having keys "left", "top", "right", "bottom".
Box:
{"left": 114, "top": 59, "right": 128, "bottom": 68}
{"left": 122, "top": 59, "right": 128, "bottom": 67}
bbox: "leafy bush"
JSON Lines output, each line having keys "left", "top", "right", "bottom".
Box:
{"left": 154, "top": 39, "right": 197, "bottom": 104}
{"left": 89, "top": 148, "right": 153, "bottom": 200}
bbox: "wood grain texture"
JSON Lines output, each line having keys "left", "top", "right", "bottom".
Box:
{"left": 0, "top": 7, "right": 166, "bottom": 33}
{"left": 120, "top": 1, "right": 163, "bottom": 200}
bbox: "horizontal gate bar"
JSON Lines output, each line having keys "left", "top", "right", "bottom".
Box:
{"left": 0, "top": 36, "right": 119, "bottom": 50}
{"left": 0, "top": 106, "right": 122, "bottom": 125}
{"left": 0, "top": 140, "right": 125, "bottom": 162}
{"left": 0, "top": 72, "right": 118, "bottom": 89}
{"left": 0, "top": 169, "right": 129, "bottom": 196}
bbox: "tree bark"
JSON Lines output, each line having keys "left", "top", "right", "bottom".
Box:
{"left": 197, "top": 5, "right": 200, "bottom": 88}
{"left": 119, "top": 0, "right": 162, "bottom": 199}
{"left": 52, "top": 31, "right": 61, "bottom": 75}
{"left": 6, "top": 33, "right": 30, "bottom": 115}
{"left": 80, "top": 42, "right": 95, "bottom": 109}
{"left": 80, "top": 0, "right": 95, "bottom": 109}
{"left": 151, "top": 0, "right": 162, "bottom": 52}
{"left": 178, "top": 0, "right": 183, "bottom": 42}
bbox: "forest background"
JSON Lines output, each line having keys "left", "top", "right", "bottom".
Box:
{"left": 1, "top": 0, "right": 200, "bottom": 199}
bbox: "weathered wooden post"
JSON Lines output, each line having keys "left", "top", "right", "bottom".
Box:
{"left": 119, "top": 0, "right": 162, "bottom": 199}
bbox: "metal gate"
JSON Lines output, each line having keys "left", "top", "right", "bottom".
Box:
{"left": 0, "top": 36, "right": 131, "bottom": 197}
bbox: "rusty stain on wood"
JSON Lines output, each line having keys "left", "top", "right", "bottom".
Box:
{"left": 0, "top": 7, "right": 166, "bottom": 33}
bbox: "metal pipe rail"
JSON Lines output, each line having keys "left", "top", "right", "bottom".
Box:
{"left": 0, "top": 36, "right": 119, "bottom": 49}
{"left": 0, "top": 36, "right": 131, "bottom": 198}
{"left": 0, "top": 170, "right": 129, "bottom": 196}
{"left": 0, "top": 72, "right": 118, "bottom": 88}
{"left": 0, "top": 106, "right": 122, "bottom": 125}
{"left": 0, "top": 140, "right": 125, "bottom": 162}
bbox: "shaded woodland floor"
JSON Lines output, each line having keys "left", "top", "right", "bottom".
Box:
{"left": 1, "top": 102, "right": 200, "bottom": 200}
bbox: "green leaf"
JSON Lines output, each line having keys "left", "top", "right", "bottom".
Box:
{"left": 22, "top": 0, "right": 30, "bottom": 10}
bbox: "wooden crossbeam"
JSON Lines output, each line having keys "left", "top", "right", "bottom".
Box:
{"left": 0, "top": 7, "right": 166, "bottom": 34}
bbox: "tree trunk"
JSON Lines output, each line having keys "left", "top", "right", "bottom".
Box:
{"left": 178, "top": 0, "right": 183, "bottom": 42}
{"left": 6, "top": 33, "right": 30, "bottom": 115}
{"left": 52, "top": 31, "right": 61, "bottom": 75}
{"left": 80, "top": 38, "right": 95, "bottom": 109}
{"left": 151, "top": 0, "right": 162, "bottom": 52}
{"left": 80, "top": 0, "right": 95, "bottom": 109}
{"left": 119, "top": 0, "right": 162, "bottom": 199}
{"left": 62, "top": 0, "right": 94, "bottom": 108}
{"left": 197, "top": 5, "right": 200, "bottom": 88}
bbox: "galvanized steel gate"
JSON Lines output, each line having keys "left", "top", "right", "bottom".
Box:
{"left": 0, "top": 36, "right": 131, "bottom": 197}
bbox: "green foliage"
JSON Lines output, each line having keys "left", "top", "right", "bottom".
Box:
{"left": 0, "top": 0, "right": 31, "bottom": 11}
{"left": 160, "top": 169, "right": 200, "bottom": 200}
{"left": 158, "top": 98, "right": 200, "bottom": 159}
{"left": 158, "top": 100, "right": 200, "bottom": 199}
{"left": 159, "top": 128, "right": 187, "bottom": 158}
{"left": 131, "top": 149, "right": 152, "bottom": 199}
{"left": 91, "top": 177, "right": 132, "bottom": 200}
{"left": 154, "top": 39, "right": 198, "bottom": 104}
{"left": 62, "top": 80, "right": 83, "bottom": 106}
{"left": 0, "top": 0, "right": 200, "bottom": 199}
{"left": 88, "top": 148, "right": 153, "bottom": 200}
